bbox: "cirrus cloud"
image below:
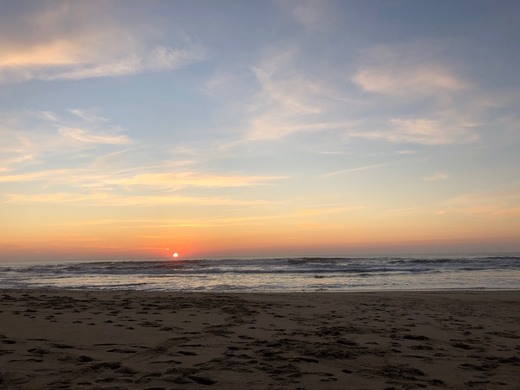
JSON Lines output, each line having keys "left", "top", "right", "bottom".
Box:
{"left": 0, "top": 3, "right": 205, "bottom": 83}
{"left": 352, "top": 44, "right": 468, "bottom": 99}
{"left": 350, "top": 115, "right": 479, "bottom": 145}
{"left": 423, "top": 172, "right": 449, "bottom": 181}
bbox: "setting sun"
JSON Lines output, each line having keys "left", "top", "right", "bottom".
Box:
{"left": 172, "top": 252, "right": 179, "bottom": 258}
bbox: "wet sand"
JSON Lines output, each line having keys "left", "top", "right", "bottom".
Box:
{"left": 1, "top": 289, "right": 519, "bottom": 389}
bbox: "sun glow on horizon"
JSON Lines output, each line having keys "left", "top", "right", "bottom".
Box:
{"left": 172, "top": 252, "right": 179, "bottom": 258}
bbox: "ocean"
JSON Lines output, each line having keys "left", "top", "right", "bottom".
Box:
{"left": 1, "top": 254, "right": 519, "bottom": 292}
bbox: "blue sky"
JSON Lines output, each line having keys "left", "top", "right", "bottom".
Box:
{"left": 1, "top": 0, "right": 519, "bottom": 260}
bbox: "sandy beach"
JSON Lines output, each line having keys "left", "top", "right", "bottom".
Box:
{"left": 1, "top": 290, "right": 519, "bottom": 389}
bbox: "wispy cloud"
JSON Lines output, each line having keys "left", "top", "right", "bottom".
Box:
{"left": 353, "top": 66, "right": 466, "bottom": 97}
{"left": 241, "top": 40, "right": 481, "bottom": 148}
{"left": 351, "top": 115, "right": 479, "bottom": 145}
{"left": 0, "top": 118, "right": 37, "bottom": 172}
{"left": 58, "top": 127, "right": 132, "bottom": 145}
{"left": 0, "top": 3, "right": 205, "bottom": 83}
{"left": 0, "top": 170, "right": 56, "bottom": 183}
{"left": 293, "top": 204, "right": 367, "bottom": 217}
{"left": 242, "top": 48, "right": 356, "bottom": 142}
{"left": 352, "top": 44, "right": 467, "bottom": 99}
{"left": 0, "top": 106, "right": 286, "bottom": 211}
{"left": 2, "top": 192, "right": 109, "bottom": 203}
{"left": 0, "top": 108, "right": 140, "bottom": 200}
{"left": 345, "top": 43, "right": 485, "bottom": 145}
{"left": 444, "top": 190, "right": 520, "bottom": 217}
{"left": 0, "top": 166, "right": 284, "bottom": 191}
{"left": 107, "top": 172, "right": 285, "bottom": 190}
{"left": 323, "top": 163, "right": 387, "bottom": 177}
{"left": 248, "top": 116, "right": 349, "bottom": 141}
{"left": 274, "top": 0, "right": 336, "bottom": 32}
{"left": 252, "top": 66, "right": 322, "bottom": 116}
{"left": 0, "top": 109, "right": 134, "bottom": 172}
{"left": 2, "top": 192, "right": 270, "bottom": 207}
{"left": 0, "top": 155, "right": 35, "bottom": 173}
{"left": 39, "top": 46, "right": 205, "bottom": 81}
{"left": 423, "top": 171, "right": 448, "bottom": 181}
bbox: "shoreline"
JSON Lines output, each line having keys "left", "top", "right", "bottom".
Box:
{"left": 1, "top": 289, "right": 519, "bottom": 389}
{"left": 2, "top": 286, "right": 520, "bottom": 294}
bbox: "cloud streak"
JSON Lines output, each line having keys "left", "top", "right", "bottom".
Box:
{"left": 350, "top": 116, "right": 479, "bottom": 145}
{"left": 2, "top": 192, "right": 271, "bottom": 207}
{"left": 0, "top": 166, "right": 285, "bottom": 191}
{"left": 275, "top": 0, "right": 336, "bottom": 32}
{"left": 0, "top": 109, "right": 134, "bottom": 175}
{"left": 239, "top": 40, "right": 482, "bottom": 149}
{"left": 38, "top": 46, "right": 205, "bottom": 81}
{"left": 323, "top": 163, "right": 387, "bottom": 177}
{"left": 0, "top": 3, "right": 205, "bottom": 83}
{"left": 444, "top": 190, "right": 520, "bottom": 218}
{"left": 242, "top": 48, "right": 358, "bottom": 142}
{"left": 353, "top": 66, "right": 466, "bottom": 97}
{"left": 58, "top": 127, "right": 132, "bottom": 145}
{"left": 352, "top": 44, "right": 468, "bottom": 99}
{"left": 107, "top": 172, "right": 285, "bottom": 190}
{"left": 423, "top": 172, "right": 448, "bottom": 181}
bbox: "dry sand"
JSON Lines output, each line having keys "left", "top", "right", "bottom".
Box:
{"left": 1, "top": 289, "right": 519, "bottom": 389}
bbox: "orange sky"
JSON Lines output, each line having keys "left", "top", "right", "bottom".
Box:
{"left": 1, "top": 1, "right": 520, "bottom": 261}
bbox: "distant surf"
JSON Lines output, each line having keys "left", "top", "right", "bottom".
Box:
{"left": 1, "top": 255, "right": 519, "bottom": 292}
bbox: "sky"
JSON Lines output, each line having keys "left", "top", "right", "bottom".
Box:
{"left": 1, "top": 0, "right": 519, "bottom": 262}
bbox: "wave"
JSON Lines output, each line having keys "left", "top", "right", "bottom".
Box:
{"left": 4, "top": 256, "right": 520, "bottom": 276}
{"left": 2, "top": 255, "right": 519, "bottom": 292}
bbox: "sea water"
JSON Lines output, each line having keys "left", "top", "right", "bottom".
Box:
{"left": 0, "top": 255, "right": 519, "bottom": 292}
